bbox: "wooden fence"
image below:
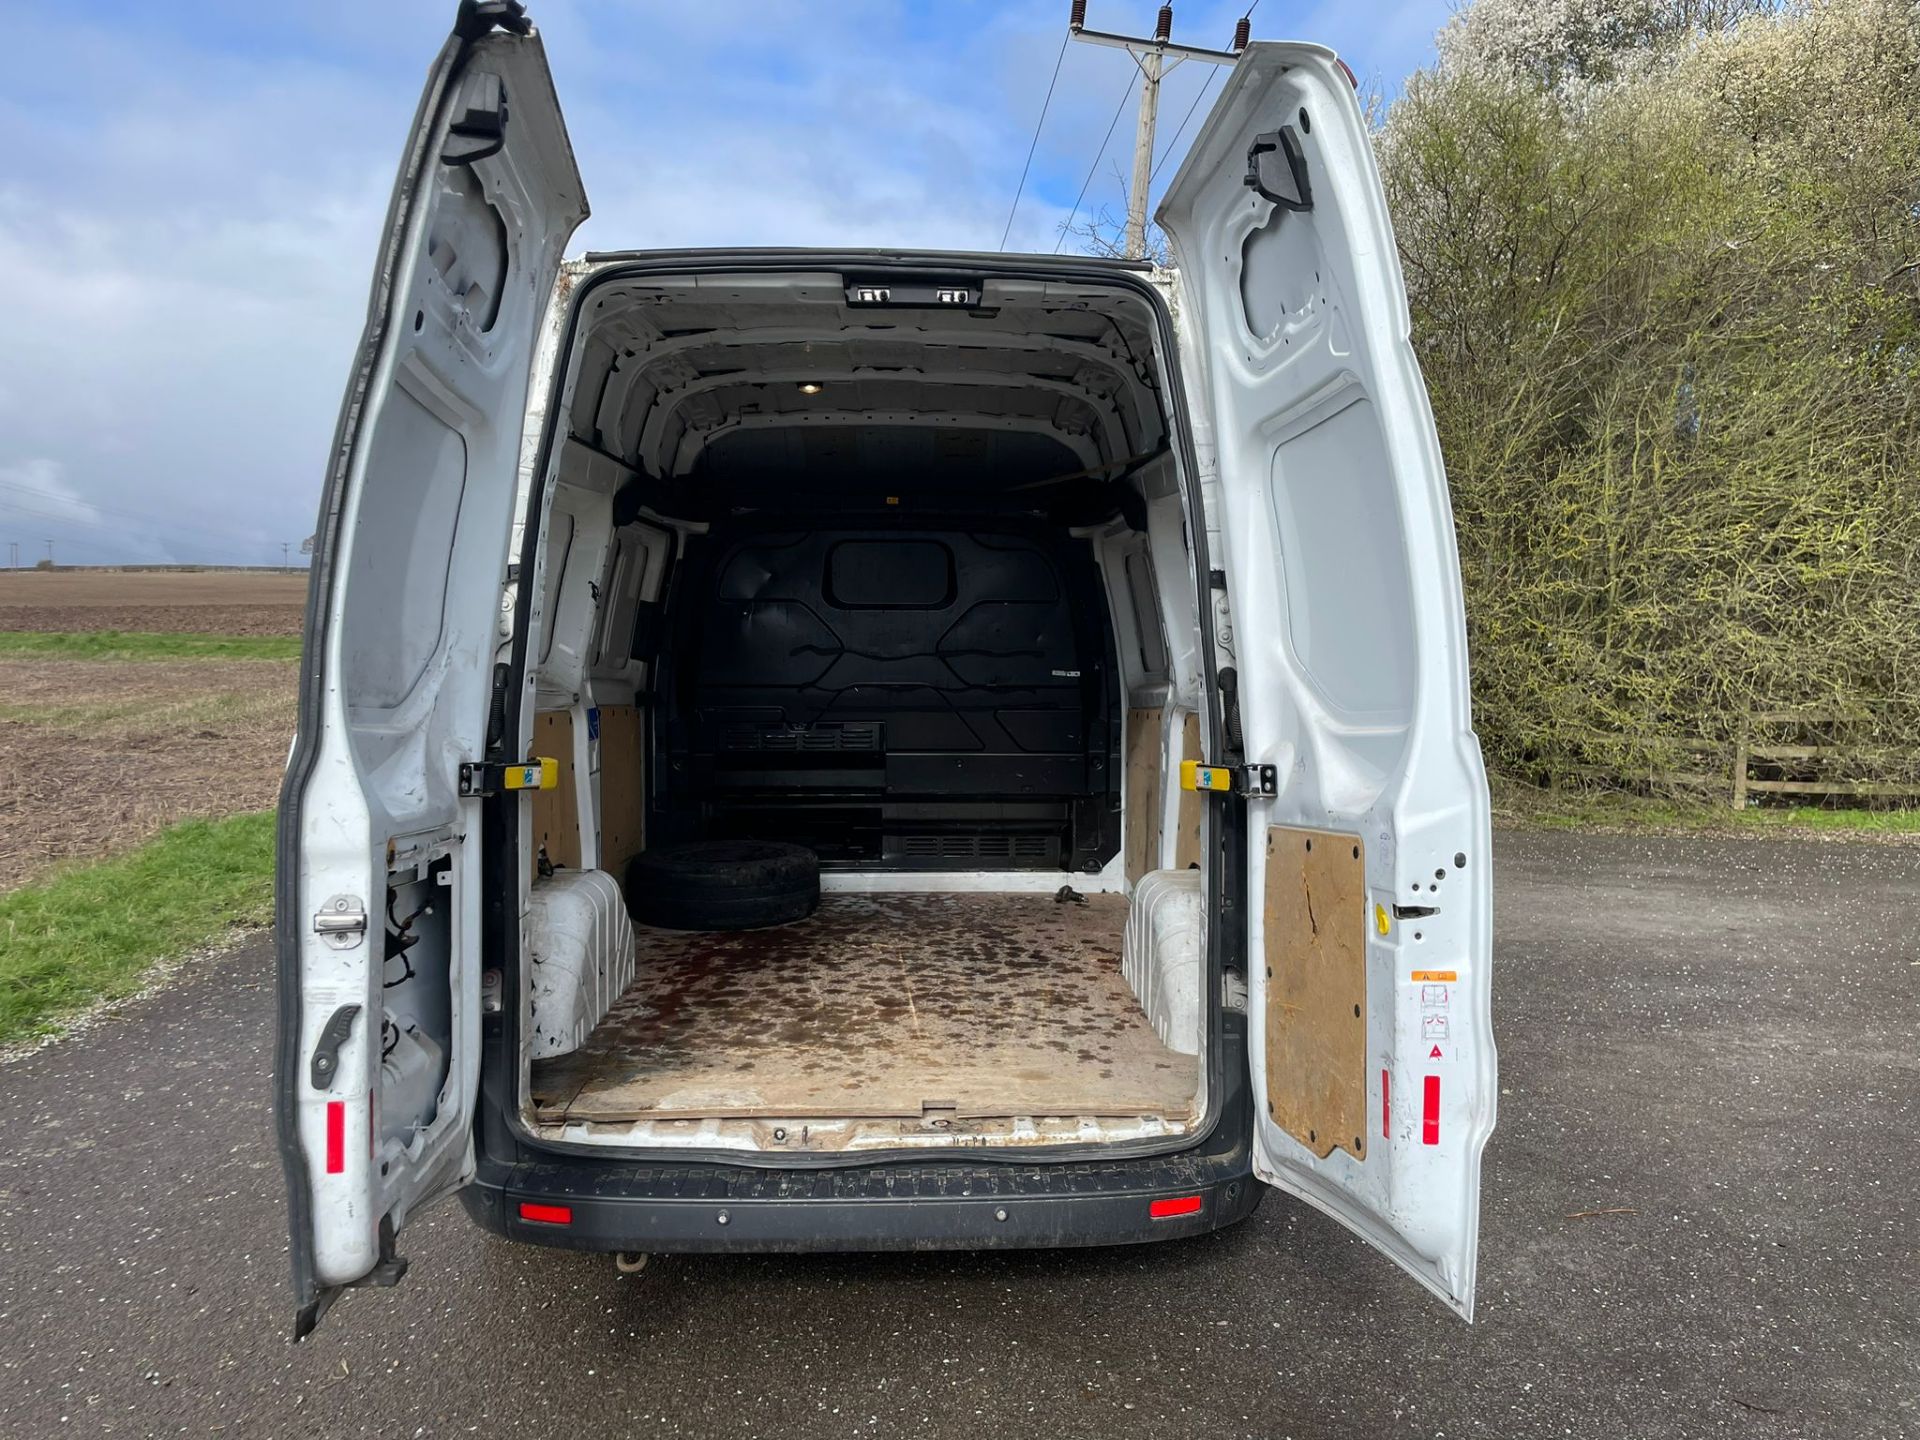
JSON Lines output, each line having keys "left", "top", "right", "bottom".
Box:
{"left": 1560, "top": 711, "right": 1920, "bottom": 809}
{"left": 1728, "top": 712, "right": 1920, "bottom": 809}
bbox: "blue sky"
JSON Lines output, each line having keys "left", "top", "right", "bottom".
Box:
{"left": 0, "top": 0, "right": 1452, "bottom": 567}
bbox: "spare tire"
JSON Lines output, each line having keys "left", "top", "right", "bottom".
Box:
{"left": 623, "top": 840, "right": 820, "bottom": 932}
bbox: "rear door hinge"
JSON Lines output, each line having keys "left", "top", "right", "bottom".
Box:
{"left": 458, "top": 757, "right": 560, "bottom": 797}
{"left": 441, "top": 71, "right": 510, "bottom": 166}
{"left": 1180, "top": 760, "right": 1277, "bottom": 797}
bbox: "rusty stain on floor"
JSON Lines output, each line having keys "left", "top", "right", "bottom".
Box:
{"left": 531, "top": 893, "right": 1196, "bottom": 1123}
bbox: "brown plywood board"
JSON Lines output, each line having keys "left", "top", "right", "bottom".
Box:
{"left": 1123, "top": 706, "right": 1164, "bottom": 886}
{"left": 531, "top": 894, "right": 1197, "bottom": 1123}
{"left": 1262, "top": 826, "right": 1368, "bottom": 1161}
{"left": 596, "top": 704, "right": 645, "bottom": 881}
{"left": 1172, "top": 712, "right": 1203, "bottom": 871}
{"left": 529, "top": 710, "right": 581, "bottom": 875}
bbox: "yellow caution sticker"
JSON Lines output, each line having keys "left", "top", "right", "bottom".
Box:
{"left": 1411, "top": 969, "right": 1458, "bottom": 982}
{"left": 1179, "top": 759, "right": 1232, "bottom": 792}
{"left": 502, "top": 757, "right": 560, "bottom": 792}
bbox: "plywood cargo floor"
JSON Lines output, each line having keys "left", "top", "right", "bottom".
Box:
{"left": 531, "top": 892, "right": 1196, "bottom": 1123}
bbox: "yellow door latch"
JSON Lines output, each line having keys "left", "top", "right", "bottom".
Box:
{"left": 458, "top": 758, "right": 560, "bottom": 797}
{"left": 1179, "top": 760, "right": 1277, "bottom": 797}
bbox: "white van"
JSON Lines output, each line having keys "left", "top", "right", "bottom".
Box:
{"left": 275, "top": 5, "right": 1495, "bottom": 1338}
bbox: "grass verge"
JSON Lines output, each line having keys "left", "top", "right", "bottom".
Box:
{"left": 1492, "top": 780, "right": 1920, "bottom": 839}
{"left": 0, "top": 811, "right": 275, "bottom": 1048}
{"left": 0, "top": 630, "right": 301, "bottom": 662}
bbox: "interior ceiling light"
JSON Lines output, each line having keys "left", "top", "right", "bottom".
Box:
{"left": 796, "top": 381, "right": 824, "bottom": 395}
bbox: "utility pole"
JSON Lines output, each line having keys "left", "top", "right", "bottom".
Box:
{"left": 7, "top": 541, "right": 17, "bottom": 570}
{"left": 282, "top": 542, "right": 291, "bottom": 572}
{"left": 1069, "top": 3, "right": 1250, "bottom": 259}
{"left": 43, "top": 539, "right": 53, "bottom": 567}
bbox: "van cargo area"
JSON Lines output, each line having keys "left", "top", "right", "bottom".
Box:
{"left": 513, "top": 267, "right": 1212, "bottom": 1155}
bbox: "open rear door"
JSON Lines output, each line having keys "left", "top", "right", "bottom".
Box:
{"left": 1159, "top": 43, "right": 1496, "bottom": 1317}
{"left": 275, "top": 2, "right": 585, "bottom": 1337}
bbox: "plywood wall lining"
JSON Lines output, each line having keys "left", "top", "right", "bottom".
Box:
{"left": 1262, "top": 825, "right": 1368, "bottom": 1161}
{"left": 597, "top": 704, "right": 646, "bottom": 881}
{"left": 529, "top": 709, "right": 581, "bottom": 876}
{"left": 1123, "top": 706, "right": 1165, "bottom": 886}
{"left": 1172, "top": 711, "right": 1203, "bottom": 871}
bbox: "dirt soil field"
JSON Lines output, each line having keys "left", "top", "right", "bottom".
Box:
{"left": 0, "top": 568, "right": 307, "bottom": 636}
{"left": 0, "top": 658, "right": 296, "bottom": 891}
{"left": 0, "top": 572, "right": 306, "bottom": 890}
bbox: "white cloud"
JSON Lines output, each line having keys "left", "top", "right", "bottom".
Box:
{"left": 0, "top": 0, "right": 1448, "bottom": 566}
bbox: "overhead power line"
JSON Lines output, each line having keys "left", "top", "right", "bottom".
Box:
{"left": 999, "top": 28, "right": 1072, "bottom": 251}
{"left": 1150, "top": 66, "right": 1219, "bottom": 182}
{"left": 0, "top": 478, "right": 268, "bottom": 553}
{"left": 1052, "top": 72, "right": 1136, "bottom": 254}
{"left": 0, "top": 513, "right": 174, "bottom": 567}
{"left": 1064, "top": 4, "right": 1250, "bottom": 258}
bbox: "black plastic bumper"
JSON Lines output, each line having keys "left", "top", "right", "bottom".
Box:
{"left": 462, "top": 1144, "right": 1260, "bottom": 1254}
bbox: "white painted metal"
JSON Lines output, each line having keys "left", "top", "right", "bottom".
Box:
{"left": 536, "top": 1110, "right": 1188, "bottom": 1154}
{"left": 636, "top": 364, "right": 1131, "bottom": 464}
{"left": 532, "top": 464, "right": 617, "bottom": 705}
{"left": 669, "top": 407, "right": 1104, "bottom": 474}
{"left": 1159, "top": 42, "right": 1497, "bottom": 1318}
{"left": 526, "top": 869, "right": 635, "bottom": 1059}
{"left": 288, "top": 26, "right": 586, "bottom": 1292}
{"left": 1123, "top": 869, "right": 1204, "bottom": 1055}
{"left": 819, "top": 865, "right": 1124, "bottom": 896}
{"left": 566, "top": 294, "right": 1162, "bottom": 476}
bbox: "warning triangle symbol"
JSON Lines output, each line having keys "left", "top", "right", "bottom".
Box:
{"left": 1428, "top": 1044, "right": 1444, "bottom": 1059}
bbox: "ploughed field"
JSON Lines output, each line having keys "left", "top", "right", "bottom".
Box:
{"left": 0, "top": 570, "right": 303, "bottom": 891}
{"left": 0, "top": 567, "right": 306, "bottom": 637}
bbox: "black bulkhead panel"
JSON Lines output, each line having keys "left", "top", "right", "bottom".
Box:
{"left": 651, "top": 524, "right": 1121, "bottom": 871}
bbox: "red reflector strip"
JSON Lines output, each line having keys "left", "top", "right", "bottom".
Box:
{"left": 1422, "top": 1075, "right": 1441, "bottom": 1146}
{"left": 324, "top": 1101, "right": 346, "bottom": 1174}
{"left": 518, "top": 1202, "right": 573, "bottom": 1226}
{"left": 1382, "top": 1068, "right": 1390, "bottom": 1139}
{"left": 1149, "top": 1194, "right": 1204, "bottom": 1219}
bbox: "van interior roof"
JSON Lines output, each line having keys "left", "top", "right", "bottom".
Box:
{"left": 564, "top": 271, "right": 1170, "bottom": 515}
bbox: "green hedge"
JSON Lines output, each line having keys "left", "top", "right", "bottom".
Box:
{"left": 1379, "top": 0, "right": 1920, "bottom": 794}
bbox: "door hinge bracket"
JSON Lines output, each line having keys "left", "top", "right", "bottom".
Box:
{"left": 441, "top": 69, "right": 510, "bottom": 166}
{"left": 1245, "top": 126, "right": 1313, "bottom": 212}
{"left": 353, "top": 1213, "right": 411, "bottom": 1290}
{"left": 459, "top": 757, "right": 559, "bottom": 797}
{"left": 309, "top": 1003, "right": 362, "bottom": 1090}
{"left": 1180, "top": 760, "right": 1277, "bottom": 797}
{"left": 453, "top": 1, "right": 531, "bottom": 43}
{"left": 313, "top": 895, "right": 368, "bottom": 949}
{"left": 1221, "top": 970, "right": 1249, "bottom": 1014}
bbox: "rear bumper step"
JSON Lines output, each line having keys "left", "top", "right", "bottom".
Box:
{"left": 463, "top": 1159, "right": 1260, "bottom": 1253}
